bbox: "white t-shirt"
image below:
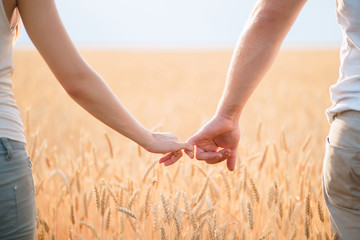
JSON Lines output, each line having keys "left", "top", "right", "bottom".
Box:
{"left": 326, "top": 0, "right": 360, "bottom": 122}
{"left": 0, "top": 2, "right": 26, "bottom": 144}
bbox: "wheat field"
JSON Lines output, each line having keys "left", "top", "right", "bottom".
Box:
{"left": 13, "top": 49, "right": 339, "bottom": 239}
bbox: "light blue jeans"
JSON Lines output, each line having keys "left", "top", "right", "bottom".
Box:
{"left": 0, "top": 138, "right": 36, "bottom": 240}
{"left": 323, "top": 111, "right": 360, "bottom": 240}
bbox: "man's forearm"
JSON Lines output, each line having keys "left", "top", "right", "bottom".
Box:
{"left": 217, "top": 0, "right": 307, "bottom": 122}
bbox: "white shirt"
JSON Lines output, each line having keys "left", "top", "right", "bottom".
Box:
{"left": 326, "top": 0, "right": 360, "bottom": 122}
{"left": 0, "top": 2, "right": 26, "bottom": 144}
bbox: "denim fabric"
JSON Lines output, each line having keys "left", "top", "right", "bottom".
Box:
{"left": 322, "top": 111, "right": 360, "bottom": 240}
{"left": 0, "top": 138, "right": 36, "bottom": 240}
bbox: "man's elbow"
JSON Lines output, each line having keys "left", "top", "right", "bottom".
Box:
{"left": 250, "top": 0, "right": 308, "bottom": 26}
{"left": 252, "top": 8, "right": 286, "bottom": 26}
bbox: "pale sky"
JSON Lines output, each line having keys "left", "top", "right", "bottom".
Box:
{"left": 15, "top": 0, "right": 342, "bottom": 49}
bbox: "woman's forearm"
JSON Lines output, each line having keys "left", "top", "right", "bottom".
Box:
{"left": 65, "top": 69, "right": 153, "bottom": 148}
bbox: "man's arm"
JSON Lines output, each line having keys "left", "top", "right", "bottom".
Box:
{"left": 218, "top": 0, "right": 308, "bottom": 121}
{"left": 160, "top": 0, "right": 308, "bottom": 170}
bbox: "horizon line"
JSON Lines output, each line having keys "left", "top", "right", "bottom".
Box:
{"left": 14, "top": 43, "right": 341, "bottom": 51}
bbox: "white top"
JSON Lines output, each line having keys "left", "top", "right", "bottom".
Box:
{"left": 0, "top": 1, "right": 26, "bottom": 143}
{"left": 326, "top": 0, "right": 360, "bottom": 122}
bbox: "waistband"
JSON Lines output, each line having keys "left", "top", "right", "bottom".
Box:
{"left": 335, "top": 110, "right": 360, "bottom": 120}
{"left": 0, "top": 137, "right": 26, "bottom": 152}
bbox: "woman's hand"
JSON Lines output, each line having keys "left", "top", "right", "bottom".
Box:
{"left": 143, "top": 132, "right": 193, "bottom": 156}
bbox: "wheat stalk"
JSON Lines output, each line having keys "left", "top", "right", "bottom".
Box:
{"left": 317, "top": 201, "right": 325, "bottom": 223}
{"left": 38, "top": 218, "right": 50, "bottom": 233}
{"left": 305, "top": 193, "right": 312, "bottom": 219}
{"left": 127, "top": 189, "right": 140, "bottom": 210}
{"left": 105, "top": 208, "right": 111, "bottom": 230}
{"left": 161, "top": 193, "right": 171, "bottom": 224}
{"left": 197, "top": 207, "right": 215, "bottom": 220}
{"left": 267, "top": 186, "right": 274, "bottom": 209}
{"left": 161, "top": 226, "right": 166, "bottom": 240}
{"left": 70, "top": 204, "right": 75, "bottom": 225}
{"left": 182, "top": 191, "right": 197, "bottom": 229}
{"left": 258, "top": 145, "right": 269, "bottom": 171}
{"left": 172, "top": 190, "right": 181, "bottom": 217}
{"left": 301, "top": 134, "right": 312, "bottom": 152}
{"left": 247, "top": 201, "right": 254, "bottom": 230}
{"left": 290, "top": 227, "right": 298, "bottom": 240}
{"left": 152, "top": 203, "right": 159, "bottom": 236}
{"left": 305, "top": 216, "right": 310, "bottom": 239}
{"left": 197, "top": 177, "right": 209, "bottom": 203}
{"left": 80, "top": 221, "right": 99, "bottom": 239}
{"left": 115, "top": 206, "right": 138, "bottom": 219}
{"left": 249, "top": 177, "right": 260, "bottom": 203}
{"left": 144, "top": 184, "right": 153, "bottom": 219}
{"left": 142, "top": 159, "right": 157, "bottom": 182}
{"left": 102, "top": 180, "right": 120, "bottom": 205}
{"left": 100, "top": 186, "right": 107, "bottom": 217}
{"left": 104, "top": 133, "right": 113, "bottom": 158}
{"left": 220, "top": 171, "right": 231, "bottom": 200}
{"left": 174, "top": 212, "right": 181, "bottom": 240}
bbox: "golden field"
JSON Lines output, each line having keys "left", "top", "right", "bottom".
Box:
{"left": 13, "top": 49, "right": 339, "bottom": 239}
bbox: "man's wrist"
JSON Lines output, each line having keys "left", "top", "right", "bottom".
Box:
{"left": 216, "top": 104, "right": 242, "bottom": 124}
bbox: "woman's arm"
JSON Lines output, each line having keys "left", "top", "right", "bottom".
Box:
{"left": 16, "top": 0, "right": 191, "bottom": 153}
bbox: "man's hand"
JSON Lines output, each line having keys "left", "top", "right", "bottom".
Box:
{"left": 160, "top": 0, "right": 307, "bottom": 171}
{"left": 159, "top": 114, "right": 240, "bottom": 171}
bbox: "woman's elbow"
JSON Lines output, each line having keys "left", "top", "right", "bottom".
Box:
{"left": 58, "top": 71, "right": 88, "bottom": 98}
{"left": 64, "top": 81, "right": 84, "bottom": 98}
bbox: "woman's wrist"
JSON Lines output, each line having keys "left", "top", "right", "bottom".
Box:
{"left": 135, "top": 129, "right": 154, "bottom": 151}
{"left": 121, "top": 123, "right": 154, "bottom": 151}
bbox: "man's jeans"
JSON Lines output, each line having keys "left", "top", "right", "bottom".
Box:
{"left": 323, "top": 111, "right": 360, "bottom": 239}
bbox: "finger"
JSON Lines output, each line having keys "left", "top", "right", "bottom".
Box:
{"left": 219, "top": 148, "right": 231, "bottom": 159}
{"left": 185, "top": 149, "right": 194, "bottom": 159}
{"left": 196, "top": 147, "right": 222, "bottom": 161}
{"left": 205, "top": 159, "right": 224, "bottom": 164}
{"left": 184, "top": 138, "right": 195, "bottom": 159}
{"left": 227, "top": 149, "right": 237, "bottom": 171}
{"left": 159, "top": 153, "right": 174, "bottom": 163}
{"left": 164, "top": 152, "right": 183, "bottom": 166}
{"left": 184, "top": 143, "right": 194, "bottom": 159}
{"left": 164, "top": 142, "right": 193, "bottom": 154}
{"left": 179, "top": 142, "right": 194, "bottom": 154}
{"left": 203, "top": 148, "right": 231, "bottom": 164}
